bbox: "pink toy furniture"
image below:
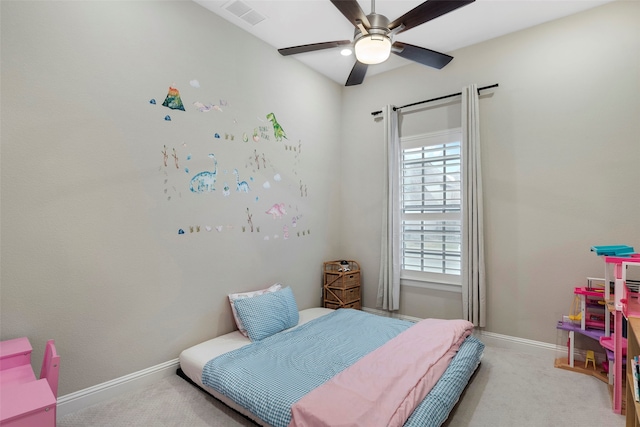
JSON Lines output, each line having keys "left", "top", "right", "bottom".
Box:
{"left": 0, "top": 338, "right": 60, "bottom": 426}
{"left": 603, "top": 254, "right": 640, "bottom": 414}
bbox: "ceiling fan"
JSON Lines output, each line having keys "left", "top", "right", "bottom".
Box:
{"left": 278, "top": 0, "right": 475, "bottom": 86}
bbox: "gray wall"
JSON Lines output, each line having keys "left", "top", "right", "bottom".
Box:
{"left": 1, "top": 1, "right": 343, "bottom": 395}
{"left": 340, "top": 0, "right": 640, "bottom": 344}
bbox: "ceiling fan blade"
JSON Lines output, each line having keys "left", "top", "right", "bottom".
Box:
{"left": 330, "top": 0, "right": 371, "bottom": 28}
{"left": 278, "top": 40, "right": 352, "bottom": 56}
{"left": 392, "top": 42, "right": 453, "bottom": 69}
{"left": 345, "top": 61, "right": 368, "bottom": 86}
{"left": 389, "top": 0, "right": 475, "bottom": 33}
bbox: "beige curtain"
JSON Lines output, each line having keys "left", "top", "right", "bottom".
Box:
{"left": 377, "top": 105, "right": 400, "bottom": 311}
{"left": 461, "top": 84, "right": 486, "bottom": 327}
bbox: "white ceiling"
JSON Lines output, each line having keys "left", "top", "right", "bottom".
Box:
{"left": 194, "top": 0, "right": 615, "bottom": 85}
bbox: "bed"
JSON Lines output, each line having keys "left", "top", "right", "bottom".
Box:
{"left": 178, "top": 286, "right": 484, "bottom": 427}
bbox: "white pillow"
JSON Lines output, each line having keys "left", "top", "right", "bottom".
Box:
{"left": 228, "top": 283, "right": 282, "bottom": 336}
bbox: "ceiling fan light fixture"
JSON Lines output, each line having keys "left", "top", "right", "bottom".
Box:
{"left": 354, "top": 34, "right": 391, "bottom": 65}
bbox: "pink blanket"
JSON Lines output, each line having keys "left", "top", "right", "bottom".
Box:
{"left": 289, "top": 318, "right": 473, "bottom": 427}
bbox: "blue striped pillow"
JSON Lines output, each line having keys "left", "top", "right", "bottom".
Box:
{"left": 233, "top": 286, "right": 299, "bottom": 341}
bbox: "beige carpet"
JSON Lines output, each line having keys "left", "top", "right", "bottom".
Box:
{"left": 58, "top": 344, "right": 626, "bottom": 427}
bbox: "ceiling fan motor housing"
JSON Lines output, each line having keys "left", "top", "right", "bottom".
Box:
{"left": 353, "top": 13, "right": 391, "bottom": 41}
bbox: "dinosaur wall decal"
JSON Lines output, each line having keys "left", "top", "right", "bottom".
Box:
{"left": 233, "top": 168, "right": 250, "bottom": 193}
{"left": 266, "top": 112, "right": 287, "bottom": 142}
{"left": 189, "top": 154, "right": 217, "bottom": 193}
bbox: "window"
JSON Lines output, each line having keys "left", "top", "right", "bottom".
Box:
{"left": 400, "top": 129, "right": 462, "bottom": 289}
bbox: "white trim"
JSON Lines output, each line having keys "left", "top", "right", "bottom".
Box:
{"left": 477, "top": 330, "right": 557, "bottom": 359}
{"left": 362, "top": 306, "right": 597, "bottom": 360}
{"left": 400, "top": 277, "right": 462, "bottom": 293}
{"left": 400, "top": 128, "right": 462, "bottom": 147}
{"left": 56, "top": 358, "right": 179, "bottom": 417}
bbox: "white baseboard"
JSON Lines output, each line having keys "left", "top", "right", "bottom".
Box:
{"left": 363, "top": 306, "right": 560, "bottom": 359}
{"left": 56, "top": 358, "right": 179, "bottom": 417}
{"left": 477, "top": 330, "right": 557, "bottom": 358}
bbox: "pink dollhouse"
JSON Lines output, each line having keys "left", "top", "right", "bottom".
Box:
{"left": 557, "top": 245, "right": 640, "bottom": 414}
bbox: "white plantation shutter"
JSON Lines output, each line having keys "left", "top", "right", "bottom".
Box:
{"left": 401, "top": 129, "right": 462, "bottom": 286}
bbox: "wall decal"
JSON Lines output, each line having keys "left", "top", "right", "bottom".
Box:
{"left": 162, "top": 85, "right": 185, "bottom": 111}
{"left": 189, "top": 154, "right": 217, "bottom": 193}
{"left": 149, "top": 81, "right": 311, "bottom": 241}
{"left": 266, "top": 203, "right": 286, "bottom": 219}
{"left": 233, "top": 169, "right": 250, "bottom": 193}
{"left": 266, "top": 113, "right": 287, "bottom": 141}
{"left": 193, "top": 102, "right": 216, "bottom": 112}
{"left": 161, "top": 145, "right": 169, "bottom": 167}
{"left": 172, "top": 148, "right": 179, "bottom": 169}
{"left": 246, "top": 208, "right": 254, "bottom": 232}
{"left": 258, "top": 126, "right": 270, "bottom": 141}
{"left": 285, "top": 141, "right": 303, "bottom": 153}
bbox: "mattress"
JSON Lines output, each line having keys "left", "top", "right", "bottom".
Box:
{"left": 179, "top": 307, "right": 333, "bottom": 426}
{"left": 179, "top": 307, "right": 483, "bottom": 427}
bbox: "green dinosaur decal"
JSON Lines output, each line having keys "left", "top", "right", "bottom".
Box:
{"left": 266, "top": 112, "right": 287, "bottom": 142}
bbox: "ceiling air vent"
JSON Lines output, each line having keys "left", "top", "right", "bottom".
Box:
{"left": 224, "top": 0, "right": 266, "bottom": 26}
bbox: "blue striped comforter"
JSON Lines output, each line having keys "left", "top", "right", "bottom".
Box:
{"left": 202, "top": 309, "right": 483, "bottom": 427}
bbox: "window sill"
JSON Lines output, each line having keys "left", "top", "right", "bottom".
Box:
{"left": 400, "top": 277, "right": 462, "bottom": 293}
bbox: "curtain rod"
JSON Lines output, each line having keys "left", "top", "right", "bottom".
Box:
{"left": 371, "top": 83, "right": 499, "bottom": 116}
